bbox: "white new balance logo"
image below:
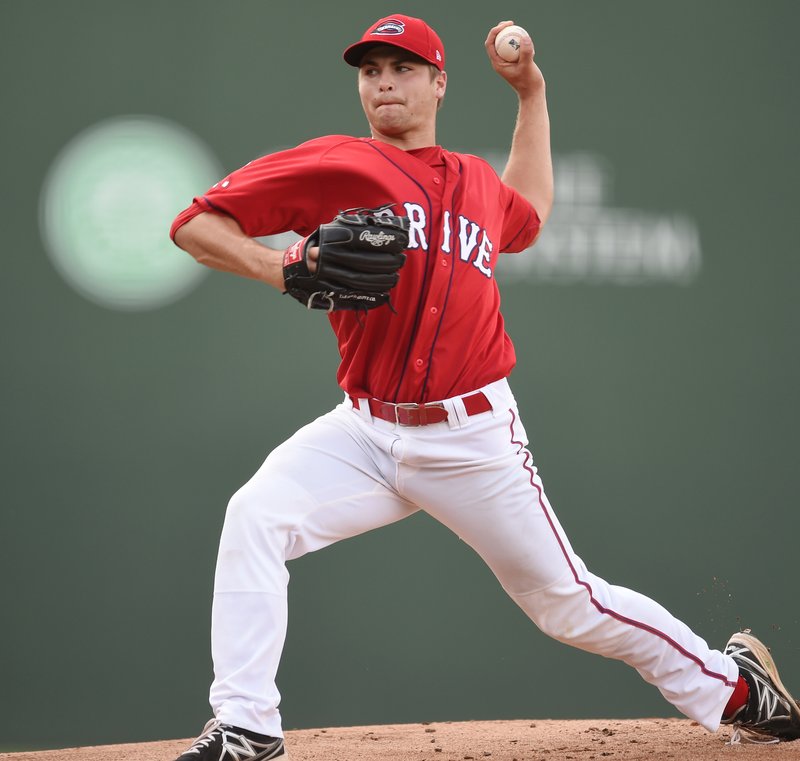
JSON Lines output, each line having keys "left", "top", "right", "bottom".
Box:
{"left": 177, "top": 719, "right": 284, "bottom": 761}
{"left": 728, "top": 645, "right": 791, "bottom": 721}
{"left": 723, "top": 632, "right": 800, "bottom": 742}
{"left": 221, "top": 728, "right": 284, "bottom": 760}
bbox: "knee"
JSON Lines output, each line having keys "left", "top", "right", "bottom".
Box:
{"left": 511, "top": 573, "right": 595, "bottom": 644}
{"left": 225, "top": 484, "right": 271, "bottom": 527}
{"left": 223, "top": 485, "right": 264, "bottom": 534}
{"left": 214, "top": 485, "right": 293, "bottom": 594}
{"left": 221, "top": 480, "right": 290, "bottom": 552}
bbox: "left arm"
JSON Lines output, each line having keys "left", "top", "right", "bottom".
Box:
{"left": 485, "top": 21, "right": 554, "bottom": 225}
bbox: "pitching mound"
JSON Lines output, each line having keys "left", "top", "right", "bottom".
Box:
{"left": 2, "top": 719, "right": 797, "bottom": 761}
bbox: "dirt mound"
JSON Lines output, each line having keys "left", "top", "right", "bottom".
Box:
{"left": 3, "top": 718, "right": 798, "bottom": 761}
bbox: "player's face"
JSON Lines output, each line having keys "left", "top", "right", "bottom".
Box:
{"left": 358, "top": 47, "right": 446, "bottom": 142}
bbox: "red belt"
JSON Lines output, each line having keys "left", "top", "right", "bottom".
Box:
{"left": 351, "top": 391, "right": 492, "bottom": 427}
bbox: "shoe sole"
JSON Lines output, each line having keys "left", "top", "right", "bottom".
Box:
{"left": 728, "top": 631, "right": 800, "bottom": 719}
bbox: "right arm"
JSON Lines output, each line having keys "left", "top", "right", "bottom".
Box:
{"left": 174, "top": 212, "right": 318, "bottom": 292}
{"left": 485, "top": 21, "right": 554, "bottom": 226}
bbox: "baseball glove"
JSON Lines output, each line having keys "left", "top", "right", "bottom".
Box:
{"left": 282, "top": 209, "right": 409, "bottom": 312}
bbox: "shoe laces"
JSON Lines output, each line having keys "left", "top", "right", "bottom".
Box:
{"left": 727, "top": 727, "right": 780, "bottom": 746}
{"left": 185, "top": 718, "right": 224, "bottom": 755}
{"left": 728, "top": 648, "right": 792, "bottom": 721}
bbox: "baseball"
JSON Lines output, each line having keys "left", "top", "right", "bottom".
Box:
{"left": 494, "top": 24, "right": 528, "bottom": 62}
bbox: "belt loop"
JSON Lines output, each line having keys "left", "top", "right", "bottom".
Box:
{"left": 443, "top": 395, "right": 469, "bottom": 429}
{"left": 349, "top": 395, "right": 373, "bottom": 423}
{"left": 481, "top": 379, "right": 507, "bottom": 417}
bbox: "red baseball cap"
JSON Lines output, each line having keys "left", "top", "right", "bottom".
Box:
{"left": 343, "top": 14, "right": 445, "bottom": 71}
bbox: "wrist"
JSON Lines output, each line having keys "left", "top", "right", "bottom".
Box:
{"left": 249, "top": 240, "right": 289, "bottom": 291}
{"left": 515, "top": 69, "right": 546, "bottom": 100}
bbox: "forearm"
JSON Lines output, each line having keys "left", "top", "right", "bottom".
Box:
{"left": 173, "top": 212, "right": 286, "bottom": 291}
{"left": 501, "top": 77, "right": 554, "bottom": 225}
{"left": 484, "top": 21, "right": 555, "bottom": 225}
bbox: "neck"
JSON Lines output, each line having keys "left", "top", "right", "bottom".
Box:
{"left": 369, "top": 125, "right": 437, "bottom": 151}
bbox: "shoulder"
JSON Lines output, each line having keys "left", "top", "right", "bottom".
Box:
{"left": 296, "top": 134, "right": 359, "bottom": 147}
{"left": 292, "top": 134, "right": 372, "bottom": 156}
{"left": 270, "top": 136, "right": 385, "bottom": 173}
{"left": 248, "top": 136, "right": 371, "bottom": 175}
{"left": 445, "top": 150, "right": 500, "bottom": 175}
{"left": 442, "top": 149, "right": 506, "bottom": 183}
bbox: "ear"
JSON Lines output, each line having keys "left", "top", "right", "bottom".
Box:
{"left": 435, "top": 70, "right": 447, "bottom": 100}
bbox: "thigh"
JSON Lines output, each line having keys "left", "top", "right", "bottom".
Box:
{"left": 400, "top": 404, "right": 575, "bottom": 596}
{"left": 234, "top": 404, "right": 418, "bottom": 562}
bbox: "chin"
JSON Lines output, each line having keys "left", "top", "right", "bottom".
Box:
{"left": 372, "top": 116, "right": 410, "bottom": 136}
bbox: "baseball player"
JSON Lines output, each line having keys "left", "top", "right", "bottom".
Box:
{"left": 170, "top": 14, "right": 800, "bottom": 761}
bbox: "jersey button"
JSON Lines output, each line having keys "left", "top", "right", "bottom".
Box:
{"left": 415, "top": 358, "right": 424, "bottom": 368}
{"left": 441, "top": 258, "right": 448, "bottom": 267}
{"left": 430, "top": 306, "right": 438, "bottom": 314}
{"left": 433, "top": 177, "right": 441, "bottom": 185}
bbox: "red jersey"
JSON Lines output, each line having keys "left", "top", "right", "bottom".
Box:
{"left": 171, "top": 135, "right": 540, "bottom": 403}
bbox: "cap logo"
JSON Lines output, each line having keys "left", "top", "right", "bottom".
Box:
{"left": 372, "top": 19, "right": 405, "bottom": 36}
{"left": 435, "top": 50, "right": 442, "bottom": 61}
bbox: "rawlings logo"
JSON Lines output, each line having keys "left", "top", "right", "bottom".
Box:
{"left": 359, "top": 230, "right": 396, "bottom": 246}
{"left": 372, "top": 19, "right": 405, "bottom": 36}
{"left": 283, "top": 240, "right": 304, "bottom": 266}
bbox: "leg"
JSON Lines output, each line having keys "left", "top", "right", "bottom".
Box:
{"left": 210, "top": 405, "right": 416, "bottom": 737}
{"left": 397, "top": 389, "right": 738, "bottom": 731}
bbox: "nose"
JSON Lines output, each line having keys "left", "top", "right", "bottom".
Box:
{"left": 378, "top": 71, "right": 394, "bottom": 92}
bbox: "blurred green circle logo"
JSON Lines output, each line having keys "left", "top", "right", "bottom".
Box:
{"left": 40, "top": 116, "right": 221, "bottom": 310}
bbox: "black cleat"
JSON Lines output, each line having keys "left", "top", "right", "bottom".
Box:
{"left": 722, "top": 629, "right": 800, "bottom": 741}
{"left": 175, "top": 718, "right": 286, "bottom": 760}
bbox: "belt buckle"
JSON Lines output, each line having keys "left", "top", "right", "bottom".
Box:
{"left": 394, "top": 402, "right": 420, "bottom": 426}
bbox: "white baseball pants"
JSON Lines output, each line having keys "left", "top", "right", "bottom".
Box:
{"left": 209, "top": 378, "right": 738, "bottom": 737}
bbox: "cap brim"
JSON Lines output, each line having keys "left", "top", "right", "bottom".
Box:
{"left": 343, "top": 40, "right": 442, "bottom": 69}
{"left": 343, "top": 41, "right": 383, "bottom": 67}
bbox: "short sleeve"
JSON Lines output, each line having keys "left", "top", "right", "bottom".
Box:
{"left": 498, "top": 184, "right": 542, "bottom": 253}
{"left": 170, "top": 138, "right": 335, "bottom": 241}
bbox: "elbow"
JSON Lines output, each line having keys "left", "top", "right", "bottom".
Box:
{"left": 531, "top": 189, "right": 554, "bottom": 227}
{"left": 172, "top": 223, "right": 189, "bottom": 251}
{"left": 172, "top": 226, "right": 203, "bottom": 267}
{"left": 171, "top": 212, "right": 197, "bottom": 252}
{"left": 172, "top": 216, "right": 208, "bottom": 267}
{"left": 172, "top": 213, "right": 208, "bottom": 253}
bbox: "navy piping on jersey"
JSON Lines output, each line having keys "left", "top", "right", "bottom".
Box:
{"left": 365, "top": 141, "right": 434, "bottom": 404}
{"left": 420, "top": 158, "right": 463, "bottom": 400}
{"left": 201, "top": 196, "right": 227, "bottom": 215}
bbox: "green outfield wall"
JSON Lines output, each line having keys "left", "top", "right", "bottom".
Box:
{"left": 2, "top": 0, "right": 798, "bottom": 751}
